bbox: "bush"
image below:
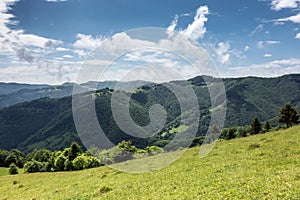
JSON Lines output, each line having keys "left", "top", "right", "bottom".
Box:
{"left": 0, "top": 150, "right": 9, "bottom": 167}
{"left": 145, "top": 146, "right": 164, "bottom": 155}
{"left": 54, "top": 155, "right": 67, "bottom": 171}
{"left": 5, "top": 149, "right": 25, "bottom": 168}
{"left": 9, "top": 163, "right": 18, "bottom": 175}
{"left": 26, "top": 149, "right": 52, "bottom": 163}
{"left": 72, "top": 155, "right": 88, "bottom": 170}
{"left": 24, "top": 160, "right": 47, "bottom": 173}
{"left": 64, "top": 159, "right": 73, "bottom": 171}
{"left": 85, "top": 156, "right": 102, "bottom": 168}
{"left": 98, "top": 149, "right": 113, "bottom": 165}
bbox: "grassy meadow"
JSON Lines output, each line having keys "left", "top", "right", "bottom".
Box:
{"left": 0, "top": 126, "right": 300, "bottom": 199}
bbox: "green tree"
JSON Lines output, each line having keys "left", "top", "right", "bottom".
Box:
{"left": 72, "top": 155, "right": 88, "bottom": 170}
{"left": 264, "top": 121, "right": 271, "bottom": 132}
{"left": 54, "top": 155, "right": 67, "bottom": 171}
{"left": 68, "top": 142, "right": 82, "bottom": 161}
{"left": 9, "top": 163, "right": 18, "bottom": 175}
{"left": 5, "top": 149, "right": 25, "bottom": 168}
{"left": 251, "top": 117, "right": 261, "bottom": 134}
{"left": 226, "top": 128, "right": 236, "bottom": 140}
{"left": 0, "top": 150, "right": 9, "bottom": 167}
{"left": 279, "top": 103, "right": 299, "bottom": 128}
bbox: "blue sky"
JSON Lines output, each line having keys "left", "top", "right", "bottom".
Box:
{"left": 0, "top": 0, "right": 299, "bottom": 84}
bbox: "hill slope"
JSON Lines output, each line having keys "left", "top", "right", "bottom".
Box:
{"left": 0, "top": 126, "right": 299, "bottom": 199}
{"left": 0, "top": 74, "right": 300, "bottom": 152}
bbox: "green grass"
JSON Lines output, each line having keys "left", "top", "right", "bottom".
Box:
{"left": 0, "top": 167, "right": 24, "bottom": 177}
{"left": 0, "top": 167, "right": 9, "bottom": 176}
{"left": 1, "top": 126, "right": 300, "bottom": 199}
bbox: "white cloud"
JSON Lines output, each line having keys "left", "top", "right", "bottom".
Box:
{"left": 181, "top": 6, "right": 209, "bottom": 41}
{"left": 46, "top": 0, "right": 68, "bottom": 2}
{"left": 227, "top": 58, "right": 300, "bottom": 77}
{"left": 166, "top": 15, "right": 178, "bottom": 37}
{"left": 296, "top": 32, "right": 300, "bottom": 39}
{"left": 271, "top": 0, "right": 300, "bottom": 10}
{"left": 74, "top": 49, "right": 87, "bottom": 57}
{"left": 244, "top": 45, "right": 250, "bottom": 51}
{"left": 264, "top": 53, "right": 272, "bottom": 57}
{"left": 73, "top": 33, "right": 103, "bottom": 50}
{"left": 215, "top": 42, "right": 230, "bottom": 64}
{"left": 278, "top": 13, "right": 300, "bottom": 24}
{"left": 62, "top": 55, "right": 73, "bottom": 59}
{"left": 56, "top": 47, "right": 70, "bottom": 51}
{"left": 256, "top": 40, "right": 280, "bottom": 48}
{"left": 0, "top": 0, "right": 62, "bottom": 56}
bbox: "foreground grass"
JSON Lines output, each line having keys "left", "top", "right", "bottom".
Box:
{"left": 0, "top": 126, "right": 300, "bottom": 199}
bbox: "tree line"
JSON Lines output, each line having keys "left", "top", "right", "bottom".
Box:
{"left": 220, "top": 103, "right": 299, "bottom": 140}
{"left": 2, "top": 103, "right": 299, "bottom": 175}
{"left": 1, "top": 141, "right": 164, "bottom": 175}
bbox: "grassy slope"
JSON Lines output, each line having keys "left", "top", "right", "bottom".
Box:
{"left": 0, "top": 126, "right": 300, "bottom": 199}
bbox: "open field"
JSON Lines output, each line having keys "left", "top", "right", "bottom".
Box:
{"left": 0, "top": 126, "right": 300, "bottom": 199}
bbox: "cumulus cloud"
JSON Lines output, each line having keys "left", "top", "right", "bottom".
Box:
{"left": 74, "top": 49, "right": 87, "bottom": 57}
{"left": 0, "top": 0, "right": 62, "bottom": 56}
{"left": 296, "top": 32, "right": 300, "bottom": 39}
{"left": 181, "top": 6, "right": 209, "bottom": 41}
{"left": 166, "top": 15, "right": 179, "bottom": 37}
{"left": 167, "top": 5, "right": 209, "bottom": 42}
{"left": 73, "top": 33, "right": 103, "bottom": 50}
{"left": 271, "top": 0, "right": 300, "bottom": 10}
{"left": 215, "top": 42, "right": 230, "bottom": 64}
{"left": 16, "top": 48, "right": 35, "bottom": 63}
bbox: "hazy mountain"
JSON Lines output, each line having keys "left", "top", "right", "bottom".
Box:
{"left": 0, "top": 80, "right": 154, "bottom": 108}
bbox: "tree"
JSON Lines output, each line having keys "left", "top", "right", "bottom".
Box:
{"left": 279, "top": 103, "right": 299, "bottom": 128}
{"left": 264, "top": 121, "right": 271, "bottom": 132}
{"left": 5, "top": 149, "right": 25, "bottom": 168}
{"left": 54, "top": 155, "right": 67, "bottom": 171}
{"left": 0, "top": 150, "right": 9, "bottom": 167}
{"left": 68, "top": 142, "right": 82, "bottom": 161}
{"left": 251, "top": 117, "right": 261, "bottom": 134}
{"left": 9, "top": 163, "right": 18, "bottom": 175}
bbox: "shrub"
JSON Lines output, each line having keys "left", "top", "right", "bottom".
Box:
{"left": 24, "top": 160, "right": 47, "bottom": 173}
{"left": 98, "top": 149, "right": 113, "bottom": 165}
{"left": 9, "top": 163, "right": 18, "bottom": 175}
{"left": 85, "top": 156, "right": 102, "bottom": 168}
{"left": 72, "top": 155, "right": 88, "bottom": 170}
{"left": 54, "top": 155, "right": 67, "bottom": 171}
{"left": 145, "top": 146, "right": 164, "bottom": 155}
{"left": 68, "top": 142, "right": 82, "bottom": 161}
{"left": 64, "top": 159, "right": 73, "bottom": 171}
{"left": 5, "top": 149, "right": 25, "bottom": 168}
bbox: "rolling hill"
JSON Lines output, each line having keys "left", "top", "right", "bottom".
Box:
{"left": 0, "top": 74, "right": 300, "bottom": 152}
{"left": 0, "top": 80, "right": 153, "bottom": 109}
{"left": 0, "top": 125, "right": 299, "bottom": 199}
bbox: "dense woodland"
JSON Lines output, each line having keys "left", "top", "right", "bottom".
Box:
{"left": 1, "top": 103, "right": 298, "bottom": 175}
{"left": 0, "top": 74, "right": 300, "bottom": 153}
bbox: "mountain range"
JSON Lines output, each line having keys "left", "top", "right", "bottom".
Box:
{"left": 0, "top": 74, "right": 299, "bottom": 152}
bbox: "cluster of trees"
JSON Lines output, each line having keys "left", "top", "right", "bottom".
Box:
{"left": 1, "top": 103, "right": 298, "bottom": 175}
{"left": 0, "top": 142, "right": 102, "bottom": 174}
{"left": 1, "top": 141, "right": 164, "bottom": 175}
{"left": 221, "top": 103, "right": 299, "bottom": 140}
